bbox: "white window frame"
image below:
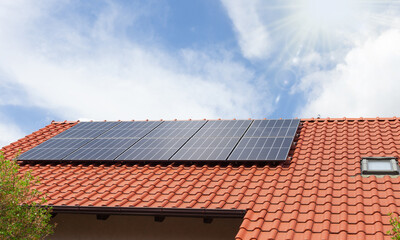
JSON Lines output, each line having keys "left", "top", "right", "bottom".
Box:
{"left": 361, "top": 157, "right": 400, "bottom": 175}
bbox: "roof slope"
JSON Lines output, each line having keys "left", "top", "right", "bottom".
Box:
{"left": 2, "top": 118, "right": 400, "bottom": 239}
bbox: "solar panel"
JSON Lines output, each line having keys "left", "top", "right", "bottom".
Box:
{"left": 171, "top": 120, "right": 252, "bottom": 161}
{"left": 19, "top": 139, "right": 92, "bottom": 160}
{"left": 228, "top": 119, "right": 300, "bottom": 161}
{"left": 64, "top": 121, "right": 162, "bottom": 160}
{"left": 243, "top": 119, "right": 298, "bottom": 137}
{"left": 116, "top": 121, "right": 206, "bottom": 161}
{"left": 19, "top": 122, "right": 120, "bottom": 160}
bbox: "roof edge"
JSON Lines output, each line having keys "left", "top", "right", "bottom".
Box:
{"left": 301, "top": 116, "right": 400, "bottom": 122}
{"left": 50, "top": 117, "right": 400, "bottom": 125}
{"left": 50, "top": 205, "right": 246, "bottom": 218}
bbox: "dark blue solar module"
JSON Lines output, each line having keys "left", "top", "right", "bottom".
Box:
{"left": 243, "top": 119, "right": 298, "bottom": 138}
{"left": 228, "top": 119, "right": 300, "bottom": 161}
{"left": 64, "top": 121, "right": 162, "bottom": 160}
{"left": 171, "top": 120, "right": 251, "bottom": 161}
{"left": 18, "top": 138, "right": 92, "bottom": 160}
{"left": 19, "top": 121, "right": 120, "bottom": 160}
{"left": 116, "top": 121, "right": 207, "bottom": 161}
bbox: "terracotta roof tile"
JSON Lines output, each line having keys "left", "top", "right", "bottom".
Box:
{"left": 3, "top": 118, "right": 400, "bottom": 239}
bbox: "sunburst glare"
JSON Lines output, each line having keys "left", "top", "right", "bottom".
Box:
{"left": 262, "top": 0, "right": 400, "bottom": 63}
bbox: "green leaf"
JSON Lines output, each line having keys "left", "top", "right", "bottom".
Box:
{"left": 0, "top": 152, "right": 54, "bottom": 239}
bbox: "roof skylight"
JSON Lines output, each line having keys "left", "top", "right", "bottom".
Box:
{"left": 361, "top": 157, "right": 400, "bottom": 175}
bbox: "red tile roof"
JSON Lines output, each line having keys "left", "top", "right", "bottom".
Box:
{"left": 2, "top": 118, "right": 400, "bottom": 239}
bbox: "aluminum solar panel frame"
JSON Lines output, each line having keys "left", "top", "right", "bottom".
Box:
{"left": 116, "top": 120, "right": 207, "bottom": 161}
{"left": 171, "top": 120, "right": 252, "bottom": 161}
{"left": 228, "top": 119, "right": 300, "bottom": 161}
{"left": 64, "top": 121, "right": 162, "bottom": 161}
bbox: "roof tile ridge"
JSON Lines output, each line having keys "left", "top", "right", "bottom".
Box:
{"left": 165, "top": 164, "right": 188, "bottom": 181}
{"left": 235, "top": 227, "right": 260, "bottom": 240}
{"left": 283, "top": 202, "right": 302, "bottom": 238}
{"left": 239, "top": 216, "right": 265, "bottom": 238}
{"left": 301, "top": 117, "right": 400, "bottom": 122}
{"left": 134, "top": 168, "right": 169, "bottom": 205}
{"left": 186, "top": 185, "right": 209, "bottom": 208}
{"left": 149, "top": 165, "right": 185, "bottom": 207}
{"left": 170, "top": 165, "right": 210, "bottom": 208}
{"left": 229, "top": 179, "right": 252, "bottom": 210}
{"left": 111, "top": 183, "right": 145, "bottom": 207}
{"left": 51, "top": 120, "right": 79, "bottom": 124}
{"left": 124, "top": 167, "right": 161, "bottom": 207}
{"left": 75, "top": 190, "right": 101, "bottom": 206}
{"left": 383, "top": 181, "right": 398, "bottom": 214}
{"left": 49, "top": 168, "right": 80, "bottom": 187}
{"left": 241, "top": 170, "right": 282, "bottom": 235}
{"left": 204, "top": 166, "right": 236, "bottom": 208}
{"left": 266, "top": 217, "right": 283, "bottom": 239}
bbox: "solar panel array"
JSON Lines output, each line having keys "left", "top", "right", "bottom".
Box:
{"left": 19, "top": 119, "right": 300, "bottom": 162}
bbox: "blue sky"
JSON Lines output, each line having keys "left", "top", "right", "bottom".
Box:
{"left": 1, "top": 0, "right": 400, "bottom": 147}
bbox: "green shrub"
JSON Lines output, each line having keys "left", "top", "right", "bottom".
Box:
{"left": 0, "top": 151, "right": 54, "bottom": 239}
{"left": 388, "top": 213, "right": 400, "bottom": 240}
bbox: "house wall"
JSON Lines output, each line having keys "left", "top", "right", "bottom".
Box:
{"left": 49, "top": 214, "right": 242, "bottom": 240}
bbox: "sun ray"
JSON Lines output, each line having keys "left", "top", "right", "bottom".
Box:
{"left": 257, "top": 0, "right": 400, "bottom": 68}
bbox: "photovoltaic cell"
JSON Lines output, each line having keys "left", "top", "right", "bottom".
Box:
{"left": 228, "top": 119, "right": 300, "bottom": 161}
{"left": 171, "top": 120, "right": 252, "bottom": 161}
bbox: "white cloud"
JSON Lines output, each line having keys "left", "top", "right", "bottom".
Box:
{"left": 220, "top": 0, "right": 271, "bottom": 60}
{"left": 298, "top": 29, "right": 400, "bottom": 118}
{"left": 0, "top": 118, "right": 25, "bottom": 149}
{"left": 0, "top": 0, "right": 272, "bottom": 125}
